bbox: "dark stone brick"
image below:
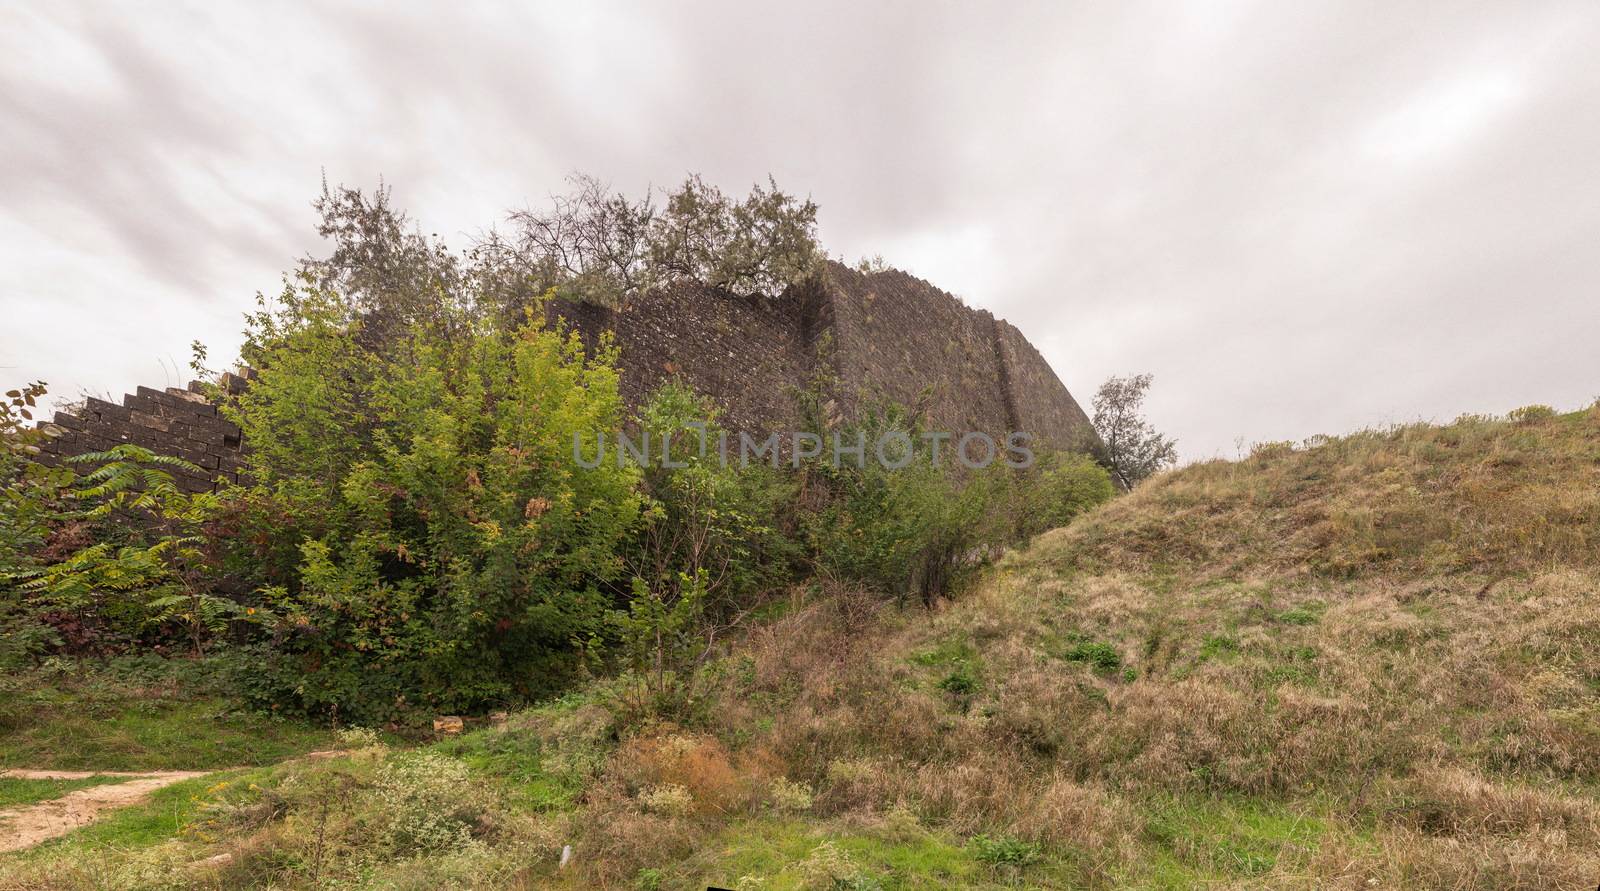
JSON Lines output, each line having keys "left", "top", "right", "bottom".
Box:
{"left": 51, "top": 411, "right": 86, "bottom": 431}
{"left": 129, "top": 410, "right": 172, "bottom": 433}
{"left": 84, "top": 397, "right": 131, "bottom": 424}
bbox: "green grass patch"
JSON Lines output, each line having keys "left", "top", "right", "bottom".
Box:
{"left": 969, "top": 833, "right": 1041, "bottom": 867}
{"left": 1134, "top": 795, "right": 1327, "bottom": 884}
{"left": 1276, "top": 606, "right": 1321, "bottom": 626}
{"left": 0, "top": 698, "right": 334, "bottom": 771}
{"left": 1060, "top": 639, "right": 1123, "bottom": 674}
{"left": 0, "top": 659, "right": 335, "bottom": 771}
{"left": 1197, "top": 634, "right": 1241, "bottom": 662}
{"left": 432, "top": 726, "right": 585, "bottom": 812}
{"left": 935, "top": 664, "right": 981, "bottom": 696}
{"left": 907, "top": 638, "right": 975, "bottom": 667}
{"left": 683, "top": 817, "right": 994, "bottom": 890}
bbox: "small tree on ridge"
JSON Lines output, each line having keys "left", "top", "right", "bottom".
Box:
{"left": 1092, "top": 373, "right": 1177, "bottom": 489}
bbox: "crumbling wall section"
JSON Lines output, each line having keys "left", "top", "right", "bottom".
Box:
{"left": 37, "top": 380, "right": 248, "bottom": 494}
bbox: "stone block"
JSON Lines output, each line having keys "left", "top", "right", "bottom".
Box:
{"left": 130, "top": 410, "right": 172, "bottom": 433}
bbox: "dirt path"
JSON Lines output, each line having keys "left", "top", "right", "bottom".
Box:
{"left": 0, "top": 770, "right": 210, "bottom": 852}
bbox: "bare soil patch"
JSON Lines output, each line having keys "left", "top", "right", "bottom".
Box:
{"left": 0, "top": 770, "right": 209, "bottom": 852}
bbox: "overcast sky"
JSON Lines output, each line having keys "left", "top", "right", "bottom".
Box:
{"left": 2, "top": 1, "right": 1597, "bottom": 460}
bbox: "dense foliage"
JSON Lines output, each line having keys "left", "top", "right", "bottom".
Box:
{"left": 215, "top": 283, "right": 644, "bottom": 720}
{"left": 0, "top": 180, "right": 1115, "bottom": 725}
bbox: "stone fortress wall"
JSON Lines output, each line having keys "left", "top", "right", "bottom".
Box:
{"left": 545, "top": 261, "right": 1099, "bottom": 456}
{"left": 38, "top": 262, "right": 1099, "bottom": 484}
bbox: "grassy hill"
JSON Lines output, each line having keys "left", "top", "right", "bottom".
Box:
{"left": 5, "top": 406, "right": 1598, "bottom": 889}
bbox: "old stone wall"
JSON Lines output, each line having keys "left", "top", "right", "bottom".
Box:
{"left": 824, "top": 264, "right": 1018, "bottom": 435}
{"left": 547, "top": 261, "right": 1098, "bottom": 455}
{"left": 37, "top": 379, "right": 248, "bottom": 494}
{"left": 547, "top": 278, "right": 823, "bottom": 437}
{"left": 38, "top": 262, "right": 1099, "bottom": 475}
{"left": 993, "top": 318, "right": 1102, "bottom": 457}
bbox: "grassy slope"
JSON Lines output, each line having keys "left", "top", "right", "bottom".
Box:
{"left": 3, "top": 407, "right": 1597, "bottom": 890}
{"left": 552, "top": 408, "right": 1600, "bottom": 889}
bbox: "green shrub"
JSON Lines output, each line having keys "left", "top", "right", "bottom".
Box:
{"left": 373, "top": 751, "right": 485, "bottom": 854}
{"left": 638, "top": 782, "right": 694, "bottom": 816}
{"left": 630, "top": 381, "right": 798, "bottom": 618}
{"left": 970, "top": 834, "right": 1041, "bottom": 867}
{"left": 6, "top": 442, "right": 247, "bottom": 657}
{"left": 801, "top": 403, "right": 998, "bottom": 602}
{"left": 937, "top": 663, "right": 982, "bottom": 696}
{"left": 1061, "top": 640, "right": 1123, "bottom": 673}
{"left": 221, "top": 283, "right": 644, "bottom": 722}
{"left": 0, "top": 383, "right": 73, "bottom": 591}
{"left": 769, "top": 776, "right": 814, "bottom": 813}
{"left": 1016, "top": 450, "right": 1116, "bottom": 537}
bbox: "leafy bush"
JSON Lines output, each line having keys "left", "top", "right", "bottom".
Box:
{"left": 0, "top": 383, "right": 70, "bottom": 581}
{"left": 629, "top": 381, "right": 798, "bottom": 618}
{"left": 799, "top": 841, "right": 874, "bottom": 889}
{"left": 1015, "top": 450, "right": 1116, "bottom": 538}
{"left": 220, "top": 282, "right": 644, "bottom": 721}
{"left": 768, "top": 776, "right": 814, "bottom": 813}
{"left": 3, "top": 432, "right": 244, "bottom": 657}
{"left": 374, "top": 751, "right": 486, "bottom": 854}
{"left": 801, "top": 403, "right": 999, "bottom": 602}
{"left": 1, "top": 383, "right": 73, "bottom": 672}
{"left": 335, "top": 726, "right": 384, "bottom": 750}
{"left": 638, "top": 782, "right": 694, "bottom": 816}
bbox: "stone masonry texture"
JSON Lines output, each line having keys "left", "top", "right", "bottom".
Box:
{"left": 37, "top": 376, "right": 250, "bottom": 495}
{"left": 544, "top": 261, "right": 1100, "bottom": 456}
{"left": 38, "top": 262, "right": 1099, "bottom": 475}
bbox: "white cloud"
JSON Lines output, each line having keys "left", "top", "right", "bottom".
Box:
{"left": 1361, "top": 70, "right": 1523, "bottom": 164}
{"left": 2, "top": 0, "right": 1598, "bottom": 459}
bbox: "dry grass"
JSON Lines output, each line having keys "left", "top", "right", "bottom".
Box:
{"left": 9, "top": 408, "right": 1598, "bottom": 888}
{"left": 548, "top": 407, "right": 1600, "bottom": 887}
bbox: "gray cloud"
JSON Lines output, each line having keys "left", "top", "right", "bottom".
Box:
{"left": 2, "top": 0, "right": 1597, "bottom": 458}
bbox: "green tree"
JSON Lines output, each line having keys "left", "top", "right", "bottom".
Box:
{"left": 1092, "top": 373, "right": 1178, "bottom": 488}
{"left": 647, "top": 174, "right": 821, "bottom": 297}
